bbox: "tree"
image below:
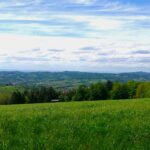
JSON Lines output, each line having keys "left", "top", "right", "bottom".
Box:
{"left": 89, "top": 83, "right": 108, "bottom": 100}
{"left": 72, "top": 85, "right": 89, "bottom": 101}
{"left": 106, "top": 80, "right": 113, "bottom": 99}
{"left": 106, "top": 80, "right": 113, "bottom": 91}
{"left": 111, "top": 83, "right": 129, "bottom": 100}
{"left": 11, "top": 91, "right": 25, "bottom": 104}
{"left": 135, "top": 82, "right": 150, "bottom": 98}
{"left": 59, "top": 90, "right": 75, "bottom": 102}
{"left": 126, "top": 81, "right": 138, "bottom": 98}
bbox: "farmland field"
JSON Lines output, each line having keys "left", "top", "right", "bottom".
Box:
{"left": 0, "top": 99, "right": 149, "bottom": 150}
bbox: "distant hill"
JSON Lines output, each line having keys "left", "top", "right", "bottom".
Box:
{"left": 0, "top": 71, "right": 150, "bottom": 89}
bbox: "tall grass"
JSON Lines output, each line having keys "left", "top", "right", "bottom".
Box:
{"left": 0, "top": 99, "right": 149, "bottom": 149}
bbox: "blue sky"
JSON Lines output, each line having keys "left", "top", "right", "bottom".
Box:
{"left": 0, "top": 0, "right": 150, "bottom": 72}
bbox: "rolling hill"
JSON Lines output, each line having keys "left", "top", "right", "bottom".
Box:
{"left": 0, "top": 71, "right": 150, "bottom": 89}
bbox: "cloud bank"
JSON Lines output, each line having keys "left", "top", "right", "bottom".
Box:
{"left": 0, "top": 0, "right": 149, "bottom": 72}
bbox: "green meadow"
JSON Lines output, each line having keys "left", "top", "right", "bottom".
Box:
{"left": 0, "top": 99, "right": 149, "bottom": 150}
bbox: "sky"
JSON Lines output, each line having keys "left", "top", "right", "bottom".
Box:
{"left": 0, "top": 0, "right": 150, "bottom": 72}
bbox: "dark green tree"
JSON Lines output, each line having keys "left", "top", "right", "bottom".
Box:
{"left": 73, "top": 85, "right": 89, "bottom": 101}
{"left": 111, "top": 83, "right": 129, "bottom": 99}
{"left": 11, "top": 91, "right": 25, "bottom": 104}
{"left": 89, "top": 83, "right": 108, "bottom": 100}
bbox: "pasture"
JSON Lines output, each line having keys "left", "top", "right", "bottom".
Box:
{"left": 0, "top": 99, "right": 149, "bottom": 149}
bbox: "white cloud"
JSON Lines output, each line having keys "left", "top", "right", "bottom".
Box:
{"left": 0, "top": 0, "right": 149, "bottom": 72}
{"left": 70, "top": 0, "right": 95, "bottom": 5}
{"left": 0, "top": 33, "right": 150, "bottom": 72}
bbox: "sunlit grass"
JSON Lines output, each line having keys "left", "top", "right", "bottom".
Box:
{"left": 0, "top": 99, "right": 149, "bottom": 149}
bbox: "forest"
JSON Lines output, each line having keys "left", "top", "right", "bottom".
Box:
{"left": 2, "top": 81, "right": 150, "bottom": 104}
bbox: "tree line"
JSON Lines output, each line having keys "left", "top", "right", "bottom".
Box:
{"left": 9, "top": 81, "right": 150, "bottom": 104}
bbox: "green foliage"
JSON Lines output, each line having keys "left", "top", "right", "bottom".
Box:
{"left": 0, "top": 99, "right": 149, "bottom": 149}
{"left": 59, "top": 90, "right": 75, "bottom": 102}
{"left": 1, "top": 81, "right": 150, "bottom": 104}
{"left": 72, "top": 85, "right": 89, "bottom": 101}
{"left": 22, "top": 87, "right": 58, "bottom": 104}
{"left": 111, "top": 83, "right": 129, "bottom": 99}
{"left": 0, "top": 94, "right": 11, "bottom": 104}
{"left": 89, "top": 83, "right": 108, "bottom": 100}
{"left": 106, "top": 80, "right": 113, "bottom": 91}
{"left": 0, "top": 86, "right": 24, "bottom": 104}
{"left": 136, "top": 82, "right": 150, "bottom": 98}
{"left": 126, "top": 81, "right": 138, "bottom": 98}
{"left": 11, "top": 91, "right": 25, "bottom": 104}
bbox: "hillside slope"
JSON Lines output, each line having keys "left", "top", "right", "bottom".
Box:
{"left": 0, "top": 99, "right": 149, "bottom": 149}
{"left": 0, "top": 71, "right": 150, "bottom": 88}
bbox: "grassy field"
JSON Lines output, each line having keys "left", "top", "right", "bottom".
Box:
{"left": 0, "top": 99, "right": 149, "bottom": 150}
